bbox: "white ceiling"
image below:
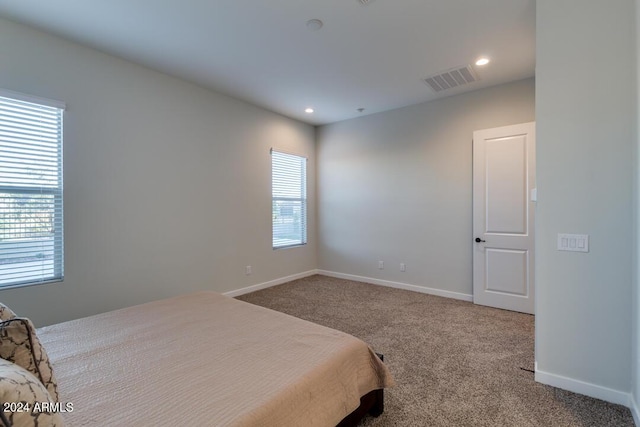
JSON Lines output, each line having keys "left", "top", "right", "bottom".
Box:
{"left": 0, "top": 0, "right": 536, "bottom": 125}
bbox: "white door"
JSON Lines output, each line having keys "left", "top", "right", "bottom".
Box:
{"left": 473, "top": 122, "right": 535, "bottom": 314}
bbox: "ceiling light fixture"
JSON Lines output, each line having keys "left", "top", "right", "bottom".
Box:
{"left": 475, "top": 57, "right": 490, "bottom": 66}
{"left": 306, "top": 19, "right": 323, "bottom": 31}
{"left": 305, "top": 108, "right": 314, "bottom": 114}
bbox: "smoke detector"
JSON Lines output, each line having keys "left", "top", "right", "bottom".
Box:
{"left": 423, "top": 65, "right": 478, "bottom": 92}
{"left": 306, "top": 19, "right": 323, "bottom": 31}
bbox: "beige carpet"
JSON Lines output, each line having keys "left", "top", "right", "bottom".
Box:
{"left": 237, "top": 274, "right": 635, "bottom": 427}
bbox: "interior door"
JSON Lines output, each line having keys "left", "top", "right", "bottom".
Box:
{"left": 473, "top": 122, "right": 535, "bottom": 314}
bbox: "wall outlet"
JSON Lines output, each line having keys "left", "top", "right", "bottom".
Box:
{"left": 400, "top": 263, "right": 406, "bottom": 272}
{"left": 378, "top": 261, "right": 384, "bottom": 269}
{"left": 245, "top": 265, "right": 252, "bottom": 275}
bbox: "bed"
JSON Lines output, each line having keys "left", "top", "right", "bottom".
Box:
{"left": 1, "top": 291, "right": 394, "bottom": 426}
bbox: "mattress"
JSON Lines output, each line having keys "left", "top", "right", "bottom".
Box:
{"left": 37, "top": 291, "right": 394, "bottom": 426}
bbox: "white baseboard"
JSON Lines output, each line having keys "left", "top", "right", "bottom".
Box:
{"left": 224, "top": 269, "right": 472, "bottom": 302}
{"left": 535, "top": 363, "right": 632, "bottom": 408}
{"left": 317, "top": 270, "right": 473, "bottom": 302}
{"left": 631, "top": 394, "right": 640, "bottom": 426}
{"left": 223, "top": 270, "right": 318, "bottom": 298}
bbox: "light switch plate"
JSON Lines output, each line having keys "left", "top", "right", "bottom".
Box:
{"left": 557, "top": 234, "right": 589, "bottom": 253}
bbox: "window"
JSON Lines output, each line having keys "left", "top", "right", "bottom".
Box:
{"left": 271, "top": 150, "right": 307, "bottom": 249}
{"left": 0, "top": 91, "right": 64, "bottom": 288}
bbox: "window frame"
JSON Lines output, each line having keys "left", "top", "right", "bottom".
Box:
{"left": 0, "top": 89, "right": 65, "bottom": 289}
{"left": 271, "top": 149, "right": 307, "bottom": 250}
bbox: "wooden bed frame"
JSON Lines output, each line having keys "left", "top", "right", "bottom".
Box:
{"left": 337, "top": 388, "right": 384, "bottom": 427}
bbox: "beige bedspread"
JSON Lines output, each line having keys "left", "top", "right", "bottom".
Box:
{"left": 37, "top": 291, "right": 394, "bottom": 426}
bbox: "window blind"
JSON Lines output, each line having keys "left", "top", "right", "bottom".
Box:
{"left": 271, "top": 150, "right": 307, "bottom": 249}
{"left": 0, "top": 93, "right": 64, "bottom": 288}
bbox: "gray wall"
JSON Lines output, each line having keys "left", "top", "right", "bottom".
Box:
{"left": 0, "top": 18, "right": 317, "bottom": 326}
{"left": 536, "top": 0, "right": 635, "bottom": 395}
{"left": 316, "top": 79, "right": 535, "bottom": 297}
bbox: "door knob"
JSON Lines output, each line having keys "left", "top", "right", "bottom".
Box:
{"left": 475, "top": 237, "right": 486, "bottom": 243}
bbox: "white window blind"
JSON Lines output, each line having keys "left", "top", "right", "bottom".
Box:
{"left": 271, "top": 150, "right": 307, "bottom": 249}
{"left": 0, "top": 93, "right": 64, "bottom": 288}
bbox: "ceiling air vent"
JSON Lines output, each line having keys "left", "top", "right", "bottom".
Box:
{"left": 423, "top": 65, "right": 478, "bottom": 92}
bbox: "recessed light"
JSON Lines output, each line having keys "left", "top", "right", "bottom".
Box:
{"left": 306, "top": 19, "right": 323, "bottom": 31}
{"left": 475, "top": 57, "right": 490, "bottom": 66}
{"left": 305, "top": 108, "right": 314, "bottom": 114}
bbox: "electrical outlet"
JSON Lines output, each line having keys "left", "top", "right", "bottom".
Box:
{"left": 245, "top": 266, "right": 252, "bottom": 275}
{"left": 378, "top": 261, "right": 384, "bottom": 269}
{"left": 400, "top": 263, "right": 406, "bottom": 272}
